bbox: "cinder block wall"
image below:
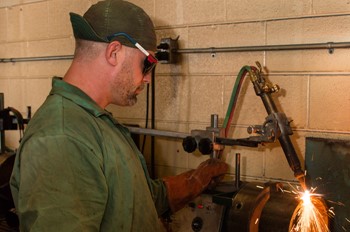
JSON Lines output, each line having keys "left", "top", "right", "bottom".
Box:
{"left": 0, "top": 0, "right": 349, "bottom": 183}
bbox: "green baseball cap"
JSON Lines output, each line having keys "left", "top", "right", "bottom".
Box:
{"left": 70, "top": 0, "right": 156, "bottom": 51}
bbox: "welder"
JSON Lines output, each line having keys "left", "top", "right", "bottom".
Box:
{"left": 9, "top": 1, "right": 227, "bottom": 231}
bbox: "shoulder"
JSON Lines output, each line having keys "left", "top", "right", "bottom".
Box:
{"left": 22, "top": 94, "right": 104, "bottom": 153}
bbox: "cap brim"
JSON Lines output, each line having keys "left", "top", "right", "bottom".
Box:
{"left": 70, "top": 12, "right": 108, "bottom": 43}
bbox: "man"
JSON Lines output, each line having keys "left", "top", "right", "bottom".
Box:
{"left": 10, "top": 0, "right": 228, "bottom": 231}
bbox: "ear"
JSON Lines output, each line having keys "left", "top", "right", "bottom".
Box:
{"left": 105, "top": 41, "right": 122, "bottom": 66}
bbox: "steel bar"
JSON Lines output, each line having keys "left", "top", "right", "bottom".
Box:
{"left": 0, "top": 55, "right": 74, "bottom": 63}
{"left": 0, "top": 93, "right": 4, "bottom": 154}
{"left": 176, "top": 41, "right": 350, "bottom": 54}
{"left": 1, "top": 42, "right": 350, "bottom": 63}
{"left": 126, "top": 126, "right": 189, "bottom": 139}
{"left": 235, "top": 153, "right": 241, "bottom": 189}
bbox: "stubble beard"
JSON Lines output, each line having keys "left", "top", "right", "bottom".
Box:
{"left": 111, "top": 49, "right": 146, "bottom": 106}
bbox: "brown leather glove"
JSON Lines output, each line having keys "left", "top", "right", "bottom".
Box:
{"left": 162, "top": 158, "right": 228, "bottom": 213}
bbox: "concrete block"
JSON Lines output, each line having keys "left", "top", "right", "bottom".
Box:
{"left": 26, "top": 60, "right": 71, "bottom": 77}
{"left": 0, "top": 8, "right": 7, "bottom": 42}
{"left": 27, "top": 38, "right": 74, "bottom": 57}
{"left": 0, "top": 62, "right": 27, "bottom": 78}
{"left": 155, "top": 0, "right": 226, "bottom": 26}
{"left": 0, "top": 79, "right": 10, "bottom": 101}
{"left": 227, "top": 0, "right": 312, "bottom": 21}
{"left": 6, "top": 78, "right": 26, "bottom": 110}
{"left": 23, "top": 1, "right": 49, "bottom": 40}
{"left": 153, "top": 75, "right": 190, "bottom": 122}
{"left": 0, "top": 0, "right": 20, "bottom": 8}
{"left": 48, "top": 0, "right": 93, "bottom": 38}
{"left": 267, "top": 15, "right": 350, "bottom": 45}
{"left": 155, "top": 55, "right": 190, "bottom": 75}
{"left": 313, "top": 0, "right": 350, "bottom": 14}
{"left": 155, "top": 0, "right": 184, "bottom": 26}
{"left": 188, "top": 23, "right": 265, "bottom": 48}
{"left": 183, "top": 0, "right": 226, "bottom": 24}
{"left": 268, "top": 75, "right": 308, "bottom": 128}
{"left": 2, "top": 77, "right": 50, "bottom": 114}
{"left": 154, "top": 137, "right": 189, "bottom": 167}
{"left": 266, "top": 49, "right": 350, "bottom": 72}
{"left": 1, "top": 41, "right": 26, "bottom": 58}
{"left": 7, "top": 6, "right": 25, "bottom": 42}
{"left": 147, "top": 74, "right": 225, "bottom": 123}
{"left": 188, "top": 52, "right": 265, "bottom": 74}
{"left": 0, "top": 45, "right": 5, "bottom": 58}
{"left": 309, "top": 75, "right": 350, "bottom": 131}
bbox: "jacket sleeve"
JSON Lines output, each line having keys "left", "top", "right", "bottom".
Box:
{"left": 136, "top": 152, "right": 170, "bottom": 216}
{"left": 10, "top": 134, "right": 108, "bottom": 232}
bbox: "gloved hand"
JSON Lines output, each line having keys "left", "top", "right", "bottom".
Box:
{"left": 162, "top": 158, "right": 228, "bottom": 213}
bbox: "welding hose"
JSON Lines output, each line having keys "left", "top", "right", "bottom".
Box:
{"left": 222, "top": 66, "right": 258, "bottom": 137}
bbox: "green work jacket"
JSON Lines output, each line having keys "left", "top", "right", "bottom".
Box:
{"left": 10, "top": 77, "right": 169, "bottom": 231}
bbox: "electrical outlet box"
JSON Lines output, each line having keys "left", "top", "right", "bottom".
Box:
{"left": 156, "top": 36, "right": 179, "bottom": 64}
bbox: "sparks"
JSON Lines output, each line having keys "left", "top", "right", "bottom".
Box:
{"left": 290, "top": 188, "right": 330, "bottom": 232}
{"left": 301, "top": 190, "right": 312, "bottom": 206}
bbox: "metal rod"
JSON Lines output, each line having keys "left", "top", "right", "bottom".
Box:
{"left": 0, "top": 93, "right": 5, "bottom": 153}
{"left": 0, "top": 55, "right": 74, "bottom": 63}
{"left": 176, "top": 41, "right": 349, "bottom": 54}
{"left": 126, "top": 126, "right": 189, "bottom": 139}
{"left": 1, "top": 41, "right": 349, "bottom": 63}
{"left": 211, "top": 114, "right": 219, "bottom": 128}
{"left": 235, "top": 153, "right": 241, "bottom": 189}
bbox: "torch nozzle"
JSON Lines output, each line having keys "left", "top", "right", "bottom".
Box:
{"left": 295, "top": 172, "right": 307, "bottom": 191}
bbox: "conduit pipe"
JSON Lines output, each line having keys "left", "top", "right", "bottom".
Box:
{"left": 0, "top": 55, "right": 74, "bottom": 63}
{"left": 1, "top": 41, "right": 350, "bottom": 63}
{"left": 176, "top": 41, "right": 350, "bottom": 54}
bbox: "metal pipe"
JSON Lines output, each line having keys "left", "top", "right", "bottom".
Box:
{"left": 176, "top": 41, "right": 349, "bottom": 54}
{"left": 126, "top": 126, "right": 189, "bottom": 139}
{"left": 0, "top": 93, "right": 5, "bottom": 154}
{"left": 1, "top": 41, "right": 349, "bottom": 63}
{"left": 235, "top": 153, "right": 241, "bottom": 189}
{"left": 211, "top": 114, "right": 219, "bottom": 128}
{"left": 0, "top": 55, "right": 74, "bottom": 63}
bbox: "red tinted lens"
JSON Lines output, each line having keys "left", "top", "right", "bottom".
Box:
{"left": 143, "top": 55, "right": 157, "bottom": 75}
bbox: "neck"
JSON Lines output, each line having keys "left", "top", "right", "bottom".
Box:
{"left": 64, "top": 59, "right": 110, "bottom": 108}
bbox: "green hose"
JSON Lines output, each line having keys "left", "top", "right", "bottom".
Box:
{"left": 222, "top": 65, "right": 253, "bottom": 137}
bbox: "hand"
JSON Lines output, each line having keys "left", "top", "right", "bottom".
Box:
{"left": 190, "top": 158, "right": 228, "bottom": 192}
{"left": 162, "top": 158, "right": 228, "bottom": 212}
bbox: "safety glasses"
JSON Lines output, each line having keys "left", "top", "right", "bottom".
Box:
{"left": 106, "top": 32, "right": 158, "bottom": 75}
